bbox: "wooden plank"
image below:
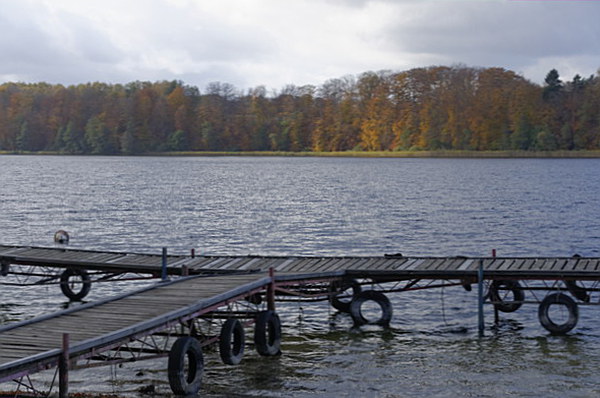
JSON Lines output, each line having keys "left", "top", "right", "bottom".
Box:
{"left": 558, "top": 258, "right": 575, "bottom": 271}
{"left": 226, "top": 257, "right": 257, "bottom": 270}
{"left": 360, "top": 258, "right": 384, "bottom": 270}
{"left": 487, "top": 259, "right": 505, "bottom": 271}
{"left": 315, "top": 258, "right": 342, "bottom": 272}
{"left": 285, "top": 258, "right": 321, "bottom": 272}
{"left": 214, "top": 257, "right": 245, "bottom": 270}
{"left": 366, "top": 257, "right": 387, "bottom": 269}
{"left": 581, "top": 259, "right": 593, "bottom": 271}
{"left": 429, "top": 258, "right": 449, "bottom": 271}
{"left": 520, "top": 258, "right": 535, "bottom": 270}
{"left": 549, "top": 259, "right": 565, "bottom": 271}
{"left": 494, "top": 259, "right": 512, "bottom": 271}
{"left": 272, "top": 258, "right": 297, "bottom": 272}
{"left": 241, "top": 257, "right": 273, "bottom": 271}
{"left": 551, "top": 259, "right": 564, "bottom": 271}
{"left": 539, "top": 259, "right": 556, "bottom": 271}
{"left": 400, "top": 258, "right": 424, "bottom": 271}
{"left": 232, "top": 257, "right": 262, "bottom": 271}
{"left": 502, "top": 258, "right": 521, "bottom": 271}
{"left": 0, "top": 246, "right": 33, "bottom": 256}
{"left": 515, "top": 259, "right": 533, "bottom": 270}
{"left": 379, "top": 258, "right": 404, "bottom": 270}
{"left": 185, "top": 257, "right": 219, "bottom": 269}
{"left": 350, "top": 258, "right": 379, "bottom": 270}
{"left": 325, "top": 257, "right": 351, "bottom": 271}
{"left": 440, "top": 258, "right": 466, "bottom": 272}
{"left": 456, "top": 258, "right": 475, "bottom": 271}
{"left": 569, "top": 258, "right": 585, "bottom": 271}
{"left": 311, "top": 258, "right": 341, "bottom": 272}
{"left": 425, "top": 258, "right": 443, "bottom": 271}
{"left": 415, "top": 259, "right": 438, "bottom": 271}
{"left": 382, "top": 258, "right": 407, "bottom": 270}
{"left": 585, "top": 259, "right": 597, "bottom": 271}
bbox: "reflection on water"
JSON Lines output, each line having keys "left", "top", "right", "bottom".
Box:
{"left": 2, "top": 156, "right": 600, "bottom": 397}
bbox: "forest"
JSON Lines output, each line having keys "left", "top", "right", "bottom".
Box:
{"left": 0, "top": 65, "right": 599, "bottom": 154}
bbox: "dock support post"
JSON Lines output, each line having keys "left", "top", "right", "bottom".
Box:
{"left": 494, "top": 306, "right": 499, "bottom": 325}
{"left": 478, "top": 259, "right": 485, "bottom": 337}
{"left": 59, "top": 333, "right": 69, "bottom": 398}
{"left": 161, "top": 247, "right": 168, "bottom": 282}
{"left": 267, "top": 267, "right": 276, "bottom": 311}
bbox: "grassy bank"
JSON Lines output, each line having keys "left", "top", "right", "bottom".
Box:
{"left": 4, "top": 150, "right": 600, "bottom": 158}
{"left": 160, "top": 150, "right": 600, "bottom": 158}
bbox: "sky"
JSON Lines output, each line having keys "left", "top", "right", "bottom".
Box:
{"left": 1, "top": 0, "right": 599, "bottom": 92}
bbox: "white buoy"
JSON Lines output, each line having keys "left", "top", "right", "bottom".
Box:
{"left": 54, "top": 230, "right": 70, "bottom": 244}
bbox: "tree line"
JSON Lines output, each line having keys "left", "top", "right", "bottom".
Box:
{"left": 1, "top": 65, "right": 599, "bottom": 154}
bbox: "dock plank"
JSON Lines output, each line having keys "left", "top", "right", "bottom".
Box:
{"left": 5, "top": 244, "right": 600, "bottom": 387}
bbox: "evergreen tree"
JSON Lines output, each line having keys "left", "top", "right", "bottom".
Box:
{"left": 16, "top": 121, "right": 30, "bottom": 151}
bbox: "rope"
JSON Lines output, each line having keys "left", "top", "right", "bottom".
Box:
{"left": 440, "top": 285, "right": 449, "bottom": 326}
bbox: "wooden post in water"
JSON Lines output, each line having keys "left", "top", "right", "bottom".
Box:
{"left": 267, "top": 267, "right": 276, "bottom": 311}
{"left": 59, "top": 333, "right": 69, "bottom": 398}
{"left": 491, "top": 249, "right": 499, "bottom": 325}
{"left": 161, "top": 247, "right": 168, "bottom": 282}
{"left": 478, "top": 259, "right": 485, "bottom": 337}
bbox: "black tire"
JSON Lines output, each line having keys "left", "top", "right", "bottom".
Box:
{"left": 60, "top": 268, "right": 91, "bottom": 301}
{"left": 254, "top": 310, "right": 281, "bottom": 356}
{"left": 168, "top": 336, "right": 204, "bottom": 395}
{"left": 245, "top": 293, "right": 263, "bottom": 305}
{"left": 219, "top": 319, "right": 245, "bottom": 365}
{"left": 538, "top": 293, "right": 578, "bottom": 335}
{"left": 349, "top": 290, "right": 393, "bottom": 327}
{"left": 565, "top": 280, "right": 589, "bottom": 302}
{"left": 329, "top": 279, "right": 361, "bottom": 313}
{"left": 489, "top": 280, "right": 524, "bottom": 313}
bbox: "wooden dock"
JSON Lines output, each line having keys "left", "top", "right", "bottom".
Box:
{"left": 0, "top": 272, "right": 272, "bottom": 384}
{"left": 1, "top": 245, "right": 600, "bottom": 396}
{"left": 3, "top": 244, "right": 599, "bottom": 279}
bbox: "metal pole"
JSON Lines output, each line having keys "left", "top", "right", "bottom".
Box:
{"left": 267, "top": 267, "right": 276, "bottom": 311}
{"left": 161, "top": 247, "right": 168, "bottom": 281}
{"left": 59, "top": 333, "right": 69, "bottom": 398}
{"left": 478, "top": 259, "right": 485, "bottom": 337}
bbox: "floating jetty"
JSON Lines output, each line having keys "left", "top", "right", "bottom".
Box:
{"left": 1, "top": 244, "right": 599, "bottom": 396}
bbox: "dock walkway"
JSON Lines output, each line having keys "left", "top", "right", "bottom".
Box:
{"left": 1, "top": 245, "right": 600, "bottom": 396}
{"left": 3, "top": 244, "right": 599, "bottom": 278}
{"left": 0, "top": 272, "right": 272, "bottom": 388}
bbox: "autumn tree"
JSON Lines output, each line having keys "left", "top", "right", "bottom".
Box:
{"left": 0, "top": 66, "right": 599, "bottom": 154}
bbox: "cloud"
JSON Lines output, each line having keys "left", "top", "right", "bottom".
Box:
{"left": 0, "top": 0, "right": 598, "bottom": 89}
{"left": 382, "top": 0, "right": 600, "bottom": 81}
{"left": 0, "top": 0, "right": 129, "bottom": 83}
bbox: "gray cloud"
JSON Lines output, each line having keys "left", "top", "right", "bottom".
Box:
{"left": 384, "top": 1, "right": 600, "bottom": 80}
{"left": 0, "top": 0, "right": 598, "bottom": 89}
{"left": 0, "top": 1, "right": 127, "bottom": 83}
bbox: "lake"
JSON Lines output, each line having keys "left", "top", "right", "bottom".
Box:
{"left": 1, "top": 155, "right": 600, "bottom": 397}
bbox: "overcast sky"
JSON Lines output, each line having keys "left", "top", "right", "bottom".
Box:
{"left": 1, "top": 0, "right": 599, "bottom": 92}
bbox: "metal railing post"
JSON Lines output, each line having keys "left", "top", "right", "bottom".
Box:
{"left": 267, "top": 267, "right": 276, "bottom": 311}
{"left": 161, "top": 247, "right": 168, "bottom": 281}
{"left": 59, "top": 333, "right": 69, "bottom": 398}
{"left": 478, "top": 259, "right": 485, "bottom": 337}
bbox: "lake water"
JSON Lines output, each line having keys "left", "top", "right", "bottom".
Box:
{"left": 2, "top": 155, "right": 600, "bottom": 397}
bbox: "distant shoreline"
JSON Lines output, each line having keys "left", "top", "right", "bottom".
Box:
{"left": 3, "top": 150, "right": 600, "bottom": 158}
{"left": 159, "top": 150, "right": 600, "bottom": 158}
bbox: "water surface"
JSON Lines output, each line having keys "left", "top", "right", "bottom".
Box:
{"left": 1, "top": 156, "right": 600, "bottom": 397}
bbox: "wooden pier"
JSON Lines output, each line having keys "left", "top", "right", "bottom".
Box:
{"left": 1, "top": 245, "right": 600, "bottom": 396}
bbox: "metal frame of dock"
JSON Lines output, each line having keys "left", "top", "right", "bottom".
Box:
{"left": 2, "top": 245, "right": 600, "bottom": 396}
